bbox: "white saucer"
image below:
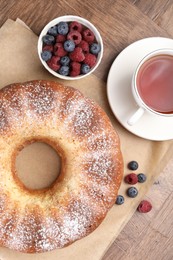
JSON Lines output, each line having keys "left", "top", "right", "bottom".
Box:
{"left": 107, "top": 37, "right": 173, "bottom": 141}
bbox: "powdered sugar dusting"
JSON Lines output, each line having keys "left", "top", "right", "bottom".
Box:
{"left": 0, "top": 81, "right": 55, "bottom": 133}
{"left": 0, "top": 199, "right": 95, "bottom": 252}
{"left": 0, "top": 80, "right": 122, "bottom": 253}
{"left": 0, "top": 209, "right": 18, "bottom": 243}
{"left": 0, "top": 193, "right": 7, "bottom": 213}
{"left": 83, "top": 152, "right": 115, "bottom": 180}
{"left": 87, "top": 131, "right": 116, "bottom": 151}
{"left": 0, "top": 101, "right": 9, "bottom": 133}
{"left": 79, "top": 149, "right": 120, "bottom": 205}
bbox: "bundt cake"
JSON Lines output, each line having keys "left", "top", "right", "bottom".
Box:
{"left": 0, "top": 80, "right": 123, "bottom": 253}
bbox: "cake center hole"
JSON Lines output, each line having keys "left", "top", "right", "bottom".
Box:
{"left": 15, "top": 142, "right": 61, "bottom": 190}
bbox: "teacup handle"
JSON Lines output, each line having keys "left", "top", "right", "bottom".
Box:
{"left": 127, "top": 107, "right": 145, "bottom": 126}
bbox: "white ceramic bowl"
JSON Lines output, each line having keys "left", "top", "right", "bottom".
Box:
{"left": 38, "top": 15, "right": 103, "bottom": 80}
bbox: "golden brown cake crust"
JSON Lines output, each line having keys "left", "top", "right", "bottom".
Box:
{"left": 0, "top": 80, "right": 123, "bottom": 253}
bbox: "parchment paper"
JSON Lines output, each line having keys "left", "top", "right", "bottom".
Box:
{"left": 0, "top": 19, "right": 172, "bottom": 260}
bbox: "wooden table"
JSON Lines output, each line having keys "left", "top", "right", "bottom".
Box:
{"left": 0, "top": 1, "right": 173, "bottom": 259}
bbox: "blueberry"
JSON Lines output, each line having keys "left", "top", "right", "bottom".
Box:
{"left": 138, "top": 173, "right": 147, "bottom": 183}
{"left": 115, "top": 195, "right": 124, "bottom": 205}
{"left": 81, "top": 64, "right": 90, "bottom": 74}
{"left": 127, "top": 187, "right": 138, "bottom": 198}
{"left": 60, "top": 56, "right": 70, "bottom": 66}
{"left": 90, "top": 43, "right": 101, "bottom": 55}
{"left": 128, "top": 161, "right": 138, "bottom": 171}
{"left": 41, "top": 50, "right": 52, "bottom": 61}
{"left": 47, "top": 26, "right": 58, "bottom": 36}
{"left": 42, "top": 35, "right": 55, "bottom": 45}
{"left": 58, "top": 65, "right": 69, "bottom": 76}
{"left": 64, "top": 40, "right": 75, "bottom": 52}
{"left": 57, "top": 22, "right": 69, "bottom": 35}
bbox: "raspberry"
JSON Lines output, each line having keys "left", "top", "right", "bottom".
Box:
{"left": 67, "top": 31, "right": 82, "bottom": 45}
{"left": 47, "top": 56, "right": 60, "bottom": 71}
{"left": 54, "top": 43, "right": 67, "bottom": 57}
{"left": 124, "top": 173, "right": 138, "bottom": 185}
{"left": 50, "top": 56, "right": 60, "bottom": 64}
{"left": 84, "top": 53, "right": 96, "bottom": 67}
{"left": 70, "top": 21, "right": 83, "bottom": 33}
{"left": 69, "top": 47, "right": 85, "bottom": 62}
{"left": 70, "top": 62, "right": 81, "bottom": 76}
{"left": 56, "top": 34, "right": 66, "bottom": 43}
{"left": 137, "top": 200, "right": 152, "bottom": 213}
{"left": 78, "top": 40, "right": 89, "bottom": 54}
{"left": 43, "top": 45, "right": 54, "bottom": 52}
{"left": 70, "top": 70, "right": 80, "bottom": 77}
{"left": 82, "top": 29, "right": 95, "bottom": 43}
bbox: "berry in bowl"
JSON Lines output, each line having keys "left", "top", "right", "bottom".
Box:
{"left": 38, "top": 15, "right": 103, "bottom": 80}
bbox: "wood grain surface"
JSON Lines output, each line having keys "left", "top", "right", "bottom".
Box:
{"left": 0, "top": 1, "right": 173, "bottom": 259}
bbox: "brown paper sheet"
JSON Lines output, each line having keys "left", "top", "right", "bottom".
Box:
{"left": 0, "top": 19, "right": 173, "bottom": 260}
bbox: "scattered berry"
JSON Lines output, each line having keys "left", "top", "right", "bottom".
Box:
{"left": 43, "top": 45, "right": 54, "bottom": 52}
{"left": 58, "top": 65, "right": 70, "bottom": 76}
{"left": 41, "top": 50, "right": 52, "bottom": 61}
{"left": 42, "top": 35, "right": 55, "bottom": 45}
{"left": 64, "top": 40, "right": 75, "bottom": 52}
{"left": 83, "top": 28, "right": 95, "bottom": 43}
{"left": 90, "top": 43, "right": 101, "bottom": 55}
{"left": 124, "top": 173, "right": 138, "bottom": 185}
{"left": 81, "top": 64, "right": 90, "bottom": 74}
{"left": 47, "top": 26, "right": 58, "bottom": 36}
{"left": 60, "top": 56, "right": 70, "bottom": 66}
{"left": 69, "top": 47, "right": 85, "bottom": 62}
{"left": 70, "top": 62, "right": 81, "bottom": 76}
{"left": 54, "top": 43, "right": 67, "bottom": 57}
{"left": 127, "top": 187, "right": 138, "bottom": 198}
{"left": 84, "top": 53, "right": 97, "bottom": 67}
{"left": 56, "top": 34, "right": 66, "bottom": 43}
{"left": 137, "top": 200, "right": 152, "bottom": 213}
{"left": 47, "top": 56, "right": 60, "bottom": 71}
{"left": 57, "top": 22, "right": 69, "bottom": 35}
{"left": 138, "top": 173, "right": 147, "bottom": 183}
{"left": 70, "top": 21, "right": 83, "bottom": 32}
{"left": 78, "top": 40, "right": 89, "bottom": 54}
{"left": 67, "top": 31, "right": 82, "bottom": 45}
{"left": 115, "top": 195, "right": 124, "bottom": 205}
{"left": 128, "top": 161, "right": 139, "bottom": 171}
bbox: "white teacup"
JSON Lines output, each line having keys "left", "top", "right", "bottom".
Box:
{"left": 128, "top": 48, "right": 173, "bottom": 126}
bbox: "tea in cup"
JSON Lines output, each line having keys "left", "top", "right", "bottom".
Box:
{"left": 128, "top": 48, "right": 173, "bottom": 125}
